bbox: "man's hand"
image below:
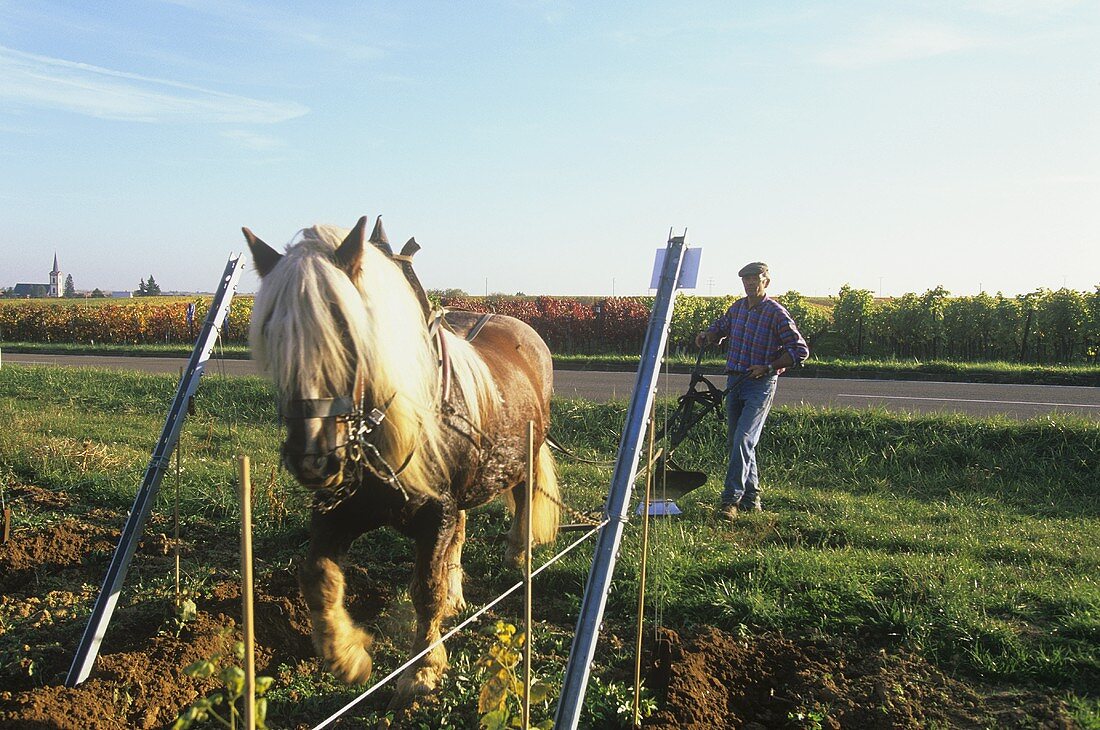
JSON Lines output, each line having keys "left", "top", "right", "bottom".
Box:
{"left": 694, "top": 331, "right": 710, "bottom": 348}
{"left": 748, "top": 364, "right": 771, "bottom": 379}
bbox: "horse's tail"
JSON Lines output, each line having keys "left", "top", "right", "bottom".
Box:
{"left": 505, "top": 441, "right": 561, "bottom": 546}
{"left": 530, "top": 442, "right": 561, "bottom": 545}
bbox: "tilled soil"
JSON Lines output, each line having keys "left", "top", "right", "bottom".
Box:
{"left": 644, "top": 627, "right": 1075, "bottom": 729}
{"left": 0, "top": 484, "right": 1081, "bottom": 729}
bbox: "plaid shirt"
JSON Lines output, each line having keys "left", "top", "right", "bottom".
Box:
{"left": 706, "top": 296, "right": 809, "bottom": 373}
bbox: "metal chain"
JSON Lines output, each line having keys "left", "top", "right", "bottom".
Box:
{"left": 441, "top": 404, "right": 603, "bottom": 527}
{"left": 537, "top": 481, "right": 603, "bottom": 527}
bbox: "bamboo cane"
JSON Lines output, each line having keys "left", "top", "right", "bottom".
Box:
{"left": 237, "top": 455, "right": 256, "bottom": 730}
{"left": 523, "top": 421, "right": 534, "bottom": 729}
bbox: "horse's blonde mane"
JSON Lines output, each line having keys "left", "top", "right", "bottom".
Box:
{"left": 250, "top": 223, "right": 498, "bottom": 498}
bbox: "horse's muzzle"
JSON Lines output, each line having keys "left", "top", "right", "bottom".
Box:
{"left": 282, "top": 447, "right": 345, "bottom": 489}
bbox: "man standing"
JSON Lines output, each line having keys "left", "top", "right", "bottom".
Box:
{"left": 695, "top": 262, "right": 809, "bottom": 520}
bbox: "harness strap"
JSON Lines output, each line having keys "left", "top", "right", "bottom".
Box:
{"left": 281, "top": 396, "right": 356, "bottom": 419}
{"left": 437, "top": 326, "right": 452, "bottom": 404}
{"left": 465, "top": 312, "right": 494, "bottom": 342}
{"left": 428, "top": 309, "right": 453, "bottom": 404}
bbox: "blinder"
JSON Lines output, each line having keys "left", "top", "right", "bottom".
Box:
{"left": 280, "top": 396, "right": 357, "bottom": 420}
{"left": 278, "top": 388, "right": 407, "bottom": 513}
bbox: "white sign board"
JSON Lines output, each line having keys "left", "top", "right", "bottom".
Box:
{"left": 650, "top": 247, "right": 701, "bottom": 290}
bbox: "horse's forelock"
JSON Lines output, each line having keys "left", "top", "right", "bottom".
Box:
{"left": 249, "top": 223, "right": 460, "bottom": 499}
{"left": 251, "top": 232, "right": 367, "bottom": 404}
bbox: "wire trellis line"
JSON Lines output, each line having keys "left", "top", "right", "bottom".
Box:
{"left": 311, "top": 520, "right": 608, "bottom": 730}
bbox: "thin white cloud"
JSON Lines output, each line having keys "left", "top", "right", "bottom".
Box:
{"left": 157, "top": 0, "right": 386, "bottom": 61}
{"left": 0, "top": 44, "right": 308, "bottom": 123}
{"left": 817, "top": 20, "right": 989, "bottom": 68}
{"left": 507, "top": 0, "right": 575, "bottom": 24}
{"left": 221, "top": 129, "right": 285, "bottom": 151}
{"left": 968, "top": 0, "right": 1084, "bottom": 18}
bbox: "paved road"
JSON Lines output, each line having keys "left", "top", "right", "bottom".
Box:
{"left": 4, "top": 352, "right": 1098, "bottom": 420}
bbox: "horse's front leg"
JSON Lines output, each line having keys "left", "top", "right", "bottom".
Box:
{"left": 443, "top": 509, "right": 467, "bottom": 616}
{"left": 393, "top": 498, "right": 458, "bottom": 705}
{"left": 299, "top": 513, "right": 374, "bottom": 684}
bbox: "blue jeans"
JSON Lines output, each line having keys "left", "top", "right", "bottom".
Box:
{"left": 721, "top": 373, "right": 777, "bottom": 506}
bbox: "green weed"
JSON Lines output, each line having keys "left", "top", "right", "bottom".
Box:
{"left": 173, "top": 637, "right": 275, "bottom": 730}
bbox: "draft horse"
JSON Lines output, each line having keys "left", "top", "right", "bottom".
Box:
{"left": 243, "top": 217, "right": 560, "bottom": 703}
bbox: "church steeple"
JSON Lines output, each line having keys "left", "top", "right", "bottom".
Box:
{"left": 49, "top": 252, "right": 63, "bottom": 297}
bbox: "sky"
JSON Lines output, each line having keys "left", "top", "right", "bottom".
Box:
{"left": 1, "top": 1, "right": 1097, "bottom": 298}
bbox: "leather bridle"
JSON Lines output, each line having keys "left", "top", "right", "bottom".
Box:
{"left": 279, "top": 378, "right": 412, "bottom": 513}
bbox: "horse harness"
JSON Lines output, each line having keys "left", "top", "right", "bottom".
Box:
{"left": 281, "top": 308, "right": 496, "bottom": 514}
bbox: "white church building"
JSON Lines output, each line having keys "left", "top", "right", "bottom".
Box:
{"left": 12, "top": 253, "right": 63, "bottom": 298}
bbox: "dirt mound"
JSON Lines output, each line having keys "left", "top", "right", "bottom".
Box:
{"left": 645, "top": 626, "right": 1075, "bottom": 729}
{"left": 1, "top": 612, "right": 241, "bottom": 729}
{"left": 0, "top": 510, "right": 318, "bottom": 729}
{"left": 0, "top": 493, "right": 1083, "bottom": 729}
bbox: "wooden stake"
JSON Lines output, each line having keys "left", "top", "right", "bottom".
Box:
{"left": 237, "top": 455, "right": 256, "bottom": 730}
{"left": 2, "top": 507, "right": 10, "bottom": 545}
{"left": 523, "top": 421, "right": 534, "bottom": 730}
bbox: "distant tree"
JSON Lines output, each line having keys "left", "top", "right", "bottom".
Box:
{"left": 428, "top": 288, "right": 469, "bottom": 298}
{"left": 136, "top": 276, "right": 162, "bottom": 297}
{"left": 91, "top": 288, "right": 105, "bottom": 298}
{"left": 1087, "top": 286, "right": 1100, "bottom": 363}
{"left": 63, "top": 274, "right": 76, "bottom": 297}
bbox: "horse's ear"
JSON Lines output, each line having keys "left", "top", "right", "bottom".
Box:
{"left": 242, "top": 227, "right": 282, "bottom": 278}
{"left": 334, "top": 216, "right": 368, "bottom": 280}
{"left": 369, "top": 215, "right": 393, "bottom": 257}
{"left": 400, "top": 237, "right": 421, "bottom": 258}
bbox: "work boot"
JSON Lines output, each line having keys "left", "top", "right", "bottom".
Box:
{"left": 741, "top": 497, "right": 762, "bottom": 513}
{"left": 718, "top": 503, "right": 739, "bottom": 522}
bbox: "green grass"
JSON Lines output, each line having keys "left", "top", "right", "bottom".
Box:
{"left": 1, "top": 365, "right": 1098, "bottom": 726}
{"left": 5, "top": 342, "right": 1100, "bottom": 384}
{"left": 1, "top": 341, "right": 252, "bottom": 359}
{"left": 555, "top": 352, "right": 1100, "bottom": 386}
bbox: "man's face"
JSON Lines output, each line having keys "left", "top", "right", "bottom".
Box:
{"left": 742, "top": 274, "right": 768, "bottom": 298}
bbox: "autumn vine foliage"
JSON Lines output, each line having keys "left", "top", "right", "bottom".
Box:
{"left": 439, "top": 296, "right": 653, "bottom": 354}
{"left": 3, "top": 286, "right": 1098, "bottom": 362}
{"left": 0, "top": 298, "right": 253, "bottom": 345}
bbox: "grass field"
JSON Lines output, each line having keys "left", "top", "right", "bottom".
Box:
{"left": 4, "top": 341, "right": 1100, "bottom": 387}
{"left": 1, "top": 366, "right": 1098, "bottom": 727}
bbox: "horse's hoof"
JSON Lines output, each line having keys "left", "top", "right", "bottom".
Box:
{"left": 328, "top": 648, "right": 373, "bottom": 685}
{"left": 390, "top": 667, "right": 442, "bottom": 707}
{"left": 504, "top": 544, "right": 526, "bottom": 570}
{"left": 318, "top": 626, "right": 374, "bottom": 684}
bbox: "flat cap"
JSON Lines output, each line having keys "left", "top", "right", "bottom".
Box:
{"left": 738, "top": 261, "right": 769, "bottom": 277}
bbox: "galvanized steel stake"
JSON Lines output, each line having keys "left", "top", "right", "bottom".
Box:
{"left": 554, "top": 234, "right": 687, "bottom": 729}
{"left": 66, "top": 253, "right": 244, "bottom": 686}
